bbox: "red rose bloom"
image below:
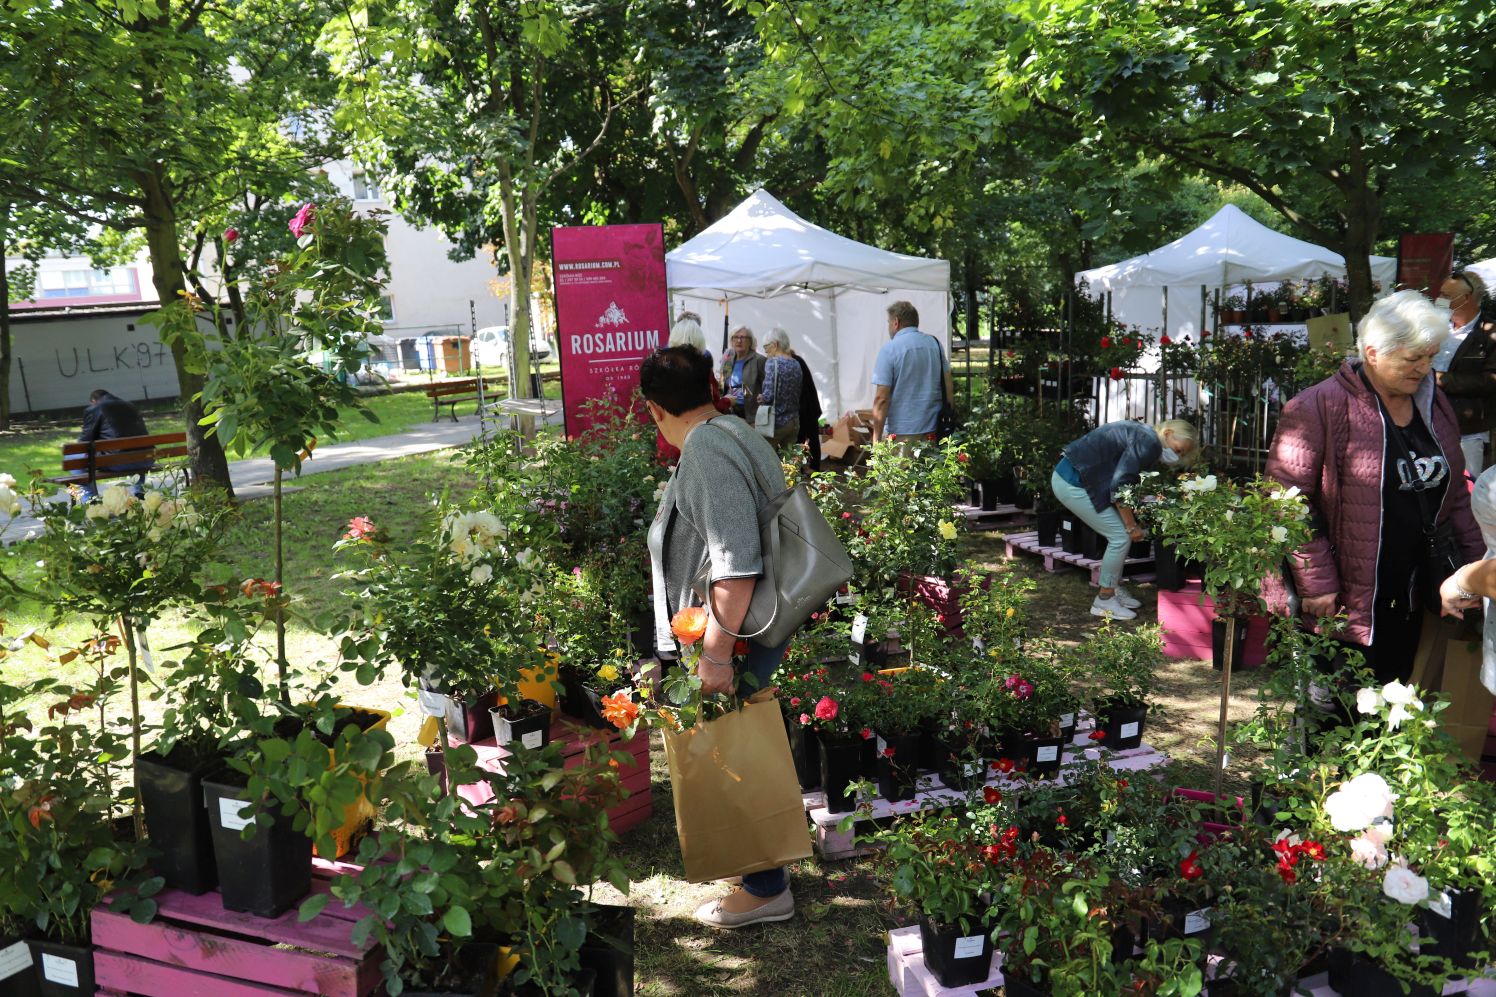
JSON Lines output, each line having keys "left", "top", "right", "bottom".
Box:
{"left": 1100, "top": 336, "right": 1112, "bottom": 349}
{"left": 991, "top": 758, "right": 1014, "bottom": 774}
{"left": 1109, "top": 367, "right": 1124, "bottom": 381}
{"left": 982, "top": 786, "right": 1003, "bottom": 805}
{"left": 1089, "top": 730, "right": 1107, "bottom": 741}
{"left": 860, "top": 727, "right": 873, "bottom": 740}
{"left": 1160, "top": 335, "right": 1172, "bottom": 345}
{"left": 813, "top": 696, "right": 839, "bottom": 722}
{"left": 1179, "top": 849, "right": 1203, "bottom": 881}
{"left": 882, "top": 747, "right": 896, "bottom": 759}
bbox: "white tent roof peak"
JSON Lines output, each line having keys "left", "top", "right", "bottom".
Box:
{"left": 1078, "top": 203, "right": 1391, "bottom": 291}
{"left": 666, "top": 188, "right": 949, "bottom": 298}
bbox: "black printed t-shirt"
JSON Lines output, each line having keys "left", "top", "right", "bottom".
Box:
{"left": 1376, "top": 404, "right": 1449, "bottom": 611}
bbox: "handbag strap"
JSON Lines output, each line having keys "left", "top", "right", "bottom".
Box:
{"left": 1377, "top": 396, "right": 1441, "bottom": 543}
{"left": 925, "top": 333, "right": 951, "bottom": 404}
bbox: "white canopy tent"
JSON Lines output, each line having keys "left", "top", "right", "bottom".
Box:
{"left": 1075, "top": 203, "right": 1397, "bottom": 344}
{"left": 666, "top": 189, "right": 950, "bottom": 418}
{"left": 1467, "top": 257, "right": 1496, "bottom": 290}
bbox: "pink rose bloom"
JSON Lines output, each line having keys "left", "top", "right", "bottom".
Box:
{"left": 288, "top": 202, "right": 316, "bottom": 239}
{"left": 1348, "top": 833, "right": 1389, "bottom": 869}
{"left": 798, "top": 713, "right": 810, "bottom": 725}
{"left": 814, "top": 696, "right": 839, "bottom": 722}
{"left": 223, "top": 226, "right": 239, "bottom": 243}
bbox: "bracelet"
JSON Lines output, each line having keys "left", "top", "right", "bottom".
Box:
{"left": 700, "top": 649, "right": 734, "bottom": 668}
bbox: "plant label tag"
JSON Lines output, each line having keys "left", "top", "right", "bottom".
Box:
{"left": 1036, "top": 745, "right": 1060, "bottom": 763}
{"left": 1059, "top": 712, "right": 1075, "bottom": 728}
{"left": 847, "top": 650, "right": 860, "bottom": 667}
{"left": 850, "top": 614, "right": 868, "bottom": 645}
{"left": 876, "top": 737, "right": 887, "bottom": 754}
{"left": 522, "top": 729, "right": 544, "bottom": 750}
{"left": 963, "top": 762, "right": 980, "bottom": 778}
{"left": 42, "top": 954, "right": 78, "bottom": 987}
{"left": 835, "top": 586, "right": 855, "bottom": 606}
{"left": 953, "top": 935, "right": 985, "bottom": 959}
{"left": 1430, "top": 891, "right": 1453, "bottom": 920}
{"left": 219, "top": 797, "right": 254, "bottom": 831}
{"left": 1105, "top": 830, "right": 1117, "bottom": 845}
{"left": 1183, "top": 908, "right": 1211, "bottom": 935}
{"left": 1119, "top": 721, "right": 1140, "bottom": 739}
{"left": 971, "top": 637, "right": 986, "bottom": 655}
{"left": 0, "top": 941, "right": 32, "bottom": 981}
{"left": 1062, "top": 520, "right": 1073, "bottom": 531}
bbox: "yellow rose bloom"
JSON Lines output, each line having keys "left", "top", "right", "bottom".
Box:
{"left": 597, "top": 663, "right": 620, "bottom": 683}
{"left": 938, "top": 521, "right": 958, "bottom": 541}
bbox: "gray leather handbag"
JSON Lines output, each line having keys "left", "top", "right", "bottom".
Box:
{"left": 690, "top": 422, "right": 853, "bottom": 648}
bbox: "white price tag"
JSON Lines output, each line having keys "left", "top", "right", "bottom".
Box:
{"left": 1429, "top": 891, "right": 1453, "bottom": 920}
{"left": 1036, "top": 745, "right": 1059, "bottom": 763}
{"left": 1059, "top": 712, "right": 1075, "bottom": 728}
{"left": 1183, "top": 908, "right": 1212, "bottom": 935}
{"left": 218, "top": 797, "right": 254, "bottom": 831}
{"left": 42, "top": 953, "right": 79, "bottom": 987}
{"left": 850, "top": 614, "right": 868, "bottom": 645}
{"left": 1119, "top": 721, "right": 1140, "bottom": 739}
{"left": 1061, "top": 520, "right": 1073, "bottom": 531}
{"left": 963, "top": 762, "right": 980, "bottom": 777}
{"left": 876, "top": 737, "right": 887, "bottom": 754}
{"left": 835, "top": 587, "right": 855, "bottom": 606}
{"left": 522, "top": 729, "right": 543, "bottom": 750}
{"left": 848, "top": 650, "right": 861, "bottom": 667}
{"left": 953, "top": 935, "right": 986, "bottom": 959}
{"left": 0, "top": 941, "right": 32, "bottom": 981}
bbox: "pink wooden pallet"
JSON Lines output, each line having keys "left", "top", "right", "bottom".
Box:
{"left": 807, "top": 729, "right": 1169, "bottom": 860}
{"left": 952, "top": 501, "right": 1034, "bottom": 533}
{"left": 456, "top": 718, "right": 654, "bottom": 834}
{"left": 1003, "top": 530, "right": 1155, "bottom": 585}
{"left": 91, "top": 863, "right": 380, "bottom": 997}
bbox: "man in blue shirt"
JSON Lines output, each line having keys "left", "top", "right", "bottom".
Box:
{"left": 870, "top": 301, "right": 953, "bottom": 443}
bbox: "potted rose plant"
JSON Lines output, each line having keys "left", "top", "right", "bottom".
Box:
{"left": 1087, "top": 624, "right": 1164, "bottom": 751}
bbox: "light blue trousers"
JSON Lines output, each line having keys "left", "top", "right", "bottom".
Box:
{"left": 1051, "top": 469, "right": 1131, "bottom": 590}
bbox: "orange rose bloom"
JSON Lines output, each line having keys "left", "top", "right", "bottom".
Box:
{"left": 601, "top": 692, "right": 640, "bottom": 730}
{"left": 670, "top": 606, "right": 710, "bottom": 645}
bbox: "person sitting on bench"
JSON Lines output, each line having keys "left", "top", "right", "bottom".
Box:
{"left": 75, "top": 389, "right": 152, "bottom": 499}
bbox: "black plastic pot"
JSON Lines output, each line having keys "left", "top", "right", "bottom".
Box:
{"left": 426, "top": 748, "right": 449, "bottom": 796}
{"left": 918, "top": 917, "right": 994, "bottom": 989}
{"left": 202, "top": 769, "right": 312, "bottom": 917}
{"left": 785, "top": 716, "right": 821, "bottom": 791}
{"left": 978, "top": 479, "right": 1002, "bottom": 512}
{"left": 1153, "top": 895, "right": 1213, "bottom": 943}
{"left": 1060, "top": 514, "right": 1087, "bottom": 554}
{"left": 405, "top": 942, "right": 501, "bottom": 997}
{"left": 580, "top": 904, "right": 635, "bottom": 997}
{"left": 1014, "top": 486, "right": 1034, "bottom": 510}
{"left": 1417, "top": 887, "right": 1486, "bottom": 969}
{"left": 491, "top": 699, "right": 552, "bottom": 751}
{"left": 561, "top": 675, "right": 611, "bottom": 730}
{"left": 1035, "top": 508, "right": 1062, "bottom": 548}
{"left": 1024, "top": 733, "right": 1067, "bottom": 778}
{"left": 448, "top": 691, "right": 500, "bottom": 743}
{"left": 1096, "top": 700, "right": 1148, "bottom": 751}
{"left": 917, "top": 726, "right": 942, "bottom": 772}
{"left": 511, "top": 968, "right": 597, "bottom": 996}
{"left": 136, "top": 743, "right": 222, "bottom": 894}
{"left": 1211, "top": 617, "right": 1250, "bottom": 671}
{"left": 1153, "top": 540, "right": 1189, "bottom": 591}
{"left": 935, "top": 737, "right": 986, "bottom": 792}
{"left": 1, "top": 937, "right": 40, "bottom": 997}
{"left": 875, "top": 729, "right": 922, "bottom": 802}
{"left": 1128, "top": 537, "right": 1152, "bottom": 559}
{"left": 1002, "top": 972, "right": 1049, "bottom": 997}
{"left": 1327, "top": 950, "right": 1436, "bottom": 997}
{"left": 820, "top": 737, "right": 863, "bottom": 814}
{"left": 1056, "top": 709, "right": 1078, "bottom": 745}
{"left": 29, "top": 940, "right": 93, "bottom": 997}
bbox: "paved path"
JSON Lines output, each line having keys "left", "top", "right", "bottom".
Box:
{"left": 2, "top": 403, "right": 563, "bottom": 543}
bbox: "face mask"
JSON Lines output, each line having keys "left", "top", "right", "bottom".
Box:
{"left": 1159, "top": 447, "right": 1181, "bottom": 466}
{"left": 1435, "top": 297, "right": 1452, "bottom": 310}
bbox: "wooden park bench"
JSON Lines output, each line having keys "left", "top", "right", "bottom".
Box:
{"left": 424, "top": 377, "right": 485, "bottom": 422}
{"left": 50, "top": 432, "right": 190, "bottom": 493}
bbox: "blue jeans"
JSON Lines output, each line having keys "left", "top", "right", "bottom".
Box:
{"left": 737, "top": 634, "right": 792, "bottom": 898}
{"left": 1051, "top": 469, "right": 1131, "bottom": 590}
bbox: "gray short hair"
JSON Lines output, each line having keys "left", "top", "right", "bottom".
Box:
{"left": 1454, "top": 270, "right": 1488, "bottom": 303}
{"left": 668, "top": 317, "right": 706, "bottom": 352}
{"left": 1357, "top": 290, "right": 1450, "bottom": 361}
{"left": 729, "top": 326, "right": 756, "bottom": 351}
{"left": 763, "top": 326, "right": 791, "bottom": 353}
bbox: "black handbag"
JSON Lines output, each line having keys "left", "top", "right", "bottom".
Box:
{"left": 926, "top": 333, "right": 959, "bottom": 439}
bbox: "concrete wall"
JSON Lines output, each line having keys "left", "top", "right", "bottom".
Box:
{"left": 6, "top": 309, "right": 198, "bottom": 414}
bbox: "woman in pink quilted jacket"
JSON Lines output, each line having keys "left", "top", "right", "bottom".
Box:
{"left": 1266, "top": 290, "right": 1482, "bottom": 685}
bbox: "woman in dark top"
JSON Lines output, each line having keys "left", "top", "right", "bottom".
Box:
{"left": 1267, "top": 290, "right": 1483, "bottom": 684}
{"left": 788, "top": 340, "right": 823, "bottom": 470}
{"left": 1052, "top": 419, "right": 1198, "bottom": 620}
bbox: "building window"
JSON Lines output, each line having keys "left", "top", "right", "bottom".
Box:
{"left": 377, "top": 295, "right": 395, "bottom": 322}
{"left": 352, "top": 172, "right": 381, "bottom": 201}
{"left": 37, "top": 267, "right": 138, "bottom": 299}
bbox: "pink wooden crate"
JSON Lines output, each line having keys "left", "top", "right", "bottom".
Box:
{"left": 456, "top": 719, "right": 653, "bottom": 834}
{"left": 1157, "top": 582, "right": 1270, "bottom": 667}
{"left": 91, "top": 865, "right": 380, "bottom": 997}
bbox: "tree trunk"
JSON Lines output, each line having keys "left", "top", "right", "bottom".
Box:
{"left": 138, "top": 166, "right": 234, "bottom": 495}
{"left": 0, "top": 205, "right": 11, "bottom": 430}
{"left": 962, "top": 250, "right": 980, "bottom": 343}
{"left": 1339, "top": 145, "right": 1381, "bottom": 324}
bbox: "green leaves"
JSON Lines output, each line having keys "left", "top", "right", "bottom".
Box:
{"left": 441, "top": 905, "right": 472, "bottom": 937}
{"left": 298, "top": 892, "right": 331, "bottom": 922}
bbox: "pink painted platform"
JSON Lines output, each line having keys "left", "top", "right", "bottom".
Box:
{"left": 1003, "top": 530, "right": 1155, "bottom": 585}
{"left": 455, "top": 717, "right": 653, "bottom": 834}
{"left": 951, "top": 501, "right": 1034, "bottom": 533}
{"left": 1157, "top": 580, "right": 1270, "bottom": 667}
{"left": 91, "top": 860, "right": 380, "bottom": 996}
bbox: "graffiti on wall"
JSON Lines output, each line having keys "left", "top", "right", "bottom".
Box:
{"left": 54, "top": 341, "right": 173, "bottom": 378}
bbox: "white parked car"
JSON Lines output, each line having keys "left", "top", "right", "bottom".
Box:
{"left": 473, "top": 325, "right": 551, "bottom": 367}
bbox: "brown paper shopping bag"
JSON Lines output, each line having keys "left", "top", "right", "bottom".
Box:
{"left": 1410, "top": 614, "right": 1495, "bottom": 762}
{"left": 662, "top": 693, "right": 813, "bottom": 883}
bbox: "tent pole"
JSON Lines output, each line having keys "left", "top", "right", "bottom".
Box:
{"left": 827, "top": 288, "right": 844, "bottom": 420}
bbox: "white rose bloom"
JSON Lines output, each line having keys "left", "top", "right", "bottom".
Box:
{"left": 1380, "top": 680, "right": 1417, "bottom": 706}
{"left": 0, "top": 486, "right": 19, "bottom": 516}
{"left": 1271, "top": 485, "right": 1301, "bottom": 502}
{"left": 146, "top": 526, "right": 164, "bottom": 541}
{"left": 1271, "top": 525, "right": 1289, "bottom": 543}
{"left": 143, "top": 491, "right": 166, "bottom": 513}
{"left": 1348, "top": 833, "right": 1390, "bottom": 869}
{"left": 1387, "top": 703, "right": 1411, "bottom": 730}
{"left": 1323, "top": 772, "right": 1396, "bottom": 831}
{"left": 515, "top": 547, "right": 534, "bottom": 566}
{"left": 1364, "top": 819, "right": 1394, "bottom": 845}
{"left": 1355, "top": 687, "right": 1383, "bottom": 714}
{"left": 172, "top": 509, "right": 201, "bottom": 530}
{"left": 99, "top": 485, "right": 135, "bottom": 516}
{"left": 0, "top": 473, "right": 16, "bottom": 488}
{"left": 85, "top": 503, "right": 109, "bottom": 520}
{"left": 470, "top": 563, "right": 494, "bottom": 585}
{"left": 1382, "top": 864, "right": 1429, "bottom": 906}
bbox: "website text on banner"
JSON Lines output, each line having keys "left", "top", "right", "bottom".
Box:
{"left": 552, "top": 223, "right": 670, "bottom": 437}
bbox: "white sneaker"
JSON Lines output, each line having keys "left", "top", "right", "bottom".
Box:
{"left": 1091, "top": 594, "right": 1138, "bottom": 620}
{"left": 1113, "top": 585, "right": 1142, "bottom": 610}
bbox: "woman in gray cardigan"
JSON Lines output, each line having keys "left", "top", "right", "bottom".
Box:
{"left": 719, "top": 326, "right": 766, "bottom": 422}
{"left": 1052, "top": 419, "right": 1197, "bottom": 620}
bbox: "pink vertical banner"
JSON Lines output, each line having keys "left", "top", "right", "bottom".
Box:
{"left": 552, "top": 224, "right": 669, "bottom": 437}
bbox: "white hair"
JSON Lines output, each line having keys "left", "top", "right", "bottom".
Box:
{"left": 763, "top": 326, "right": 791, "bottom": 353}
{"left": 1357, "top": 289, "right": 1449, "bottom": 361}
{"left": 668, "top": 317, "right": 705, "bottom": 352}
